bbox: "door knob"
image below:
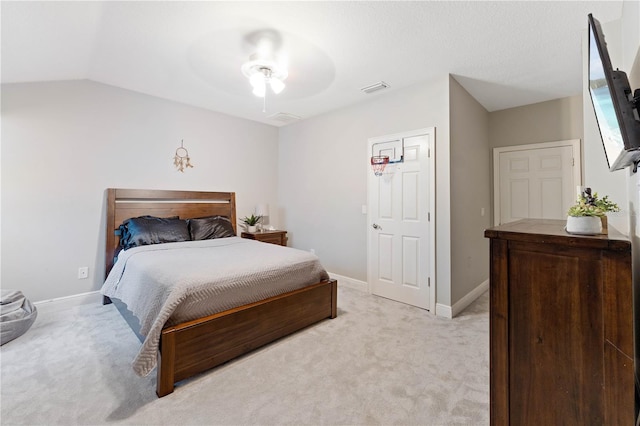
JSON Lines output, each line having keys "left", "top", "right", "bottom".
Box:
{"left": 372, "top": 223, "right": 381, "bottom": 229}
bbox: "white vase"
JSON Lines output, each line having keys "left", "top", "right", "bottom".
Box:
{"left": 247, "top": 225, "right": 257, "bottom": 233}
{"left": 566, "top": 216, "right": 602, "bottom": 235}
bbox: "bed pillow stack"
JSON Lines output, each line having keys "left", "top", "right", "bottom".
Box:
{"left": 118, "top": 215, "right": 235, "bottom": 250}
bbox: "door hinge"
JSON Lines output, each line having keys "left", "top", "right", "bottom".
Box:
{"left": 428, "top": 212, "right": 431, "bottom": 221}
{"left": 428, "top": 148, "right": 431, "bottom": 158}
{"left": 571, "top": 157, "right": 575, "bottom": 166}
{"left": 428, "top": 277, "right": 431, "bottom": 287}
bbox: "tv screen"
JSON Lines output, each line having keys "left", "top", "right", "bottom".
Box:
{"left": 588, "top": 14, "right": 640, "bottom": 171}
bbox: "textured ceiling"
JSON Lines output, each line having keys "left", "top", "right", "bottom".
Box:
{"left": 1, "top": 1, "right": 625, "bottom": 127}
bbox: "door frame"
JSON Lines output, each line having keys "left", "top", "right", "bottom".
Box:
{"left": 493, "top": 139, "right": 582, "bottom": 226}
{"left": 366, "top": 127, "right": 437, "bottom": 314}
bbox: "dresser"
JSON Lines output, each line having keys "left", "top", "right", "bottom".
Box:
{"left": 240, "top": 230, "right": 288, "bottom": 246}
{"left": 484, "top": 219, "right": 637, "bottom": 425}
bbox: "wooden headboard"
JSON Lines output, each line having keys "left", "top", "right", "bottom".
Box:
{"left": 105, "top": 188, "right": 237, "bottom": 279}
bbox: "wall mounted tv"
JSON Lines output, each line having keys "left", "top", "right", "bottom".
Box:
{"left": 588, "top": 14, "right": 640, "bottom": 172}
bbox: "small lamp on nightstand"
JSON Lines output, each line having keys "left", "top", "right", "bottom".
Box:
{"left": 255, "top": 204, "right": 270, "bottom": 231}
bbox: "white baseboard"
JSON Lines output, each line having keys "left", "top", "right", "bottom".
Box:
{"left": 435, "top": 278, "right": 489, "bottom": 319}
{"left": 435, "top": 303, "right": 452, "bottom": 318}
{"left": 34, "top": 291, "right": 103, "bottom": 314}
{"left": 328, "top": 272, "right": 368, "bottom": 292}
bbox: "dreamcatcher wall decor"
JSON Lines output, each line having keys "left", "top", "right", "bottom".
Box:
{"left": 173, "top": 139, "right": 194, "bottom": 172}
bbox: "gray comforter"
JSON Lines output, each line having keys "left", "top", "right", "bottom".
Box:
{"left": 101, "top": 237, "right": 329, "bottom": 376}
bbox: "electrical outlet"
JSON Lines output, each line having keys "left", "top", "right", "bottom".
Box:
{"left": 78, "top": 267, "right": 89, "bottom": 279}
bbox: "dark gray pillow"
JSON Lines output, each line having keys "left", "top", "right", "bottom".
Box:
{"left": 119, "top": 216, "right": 190, "bottom": 250}
{"left": 188, "top": 216, "right": 235, "bottom": 240}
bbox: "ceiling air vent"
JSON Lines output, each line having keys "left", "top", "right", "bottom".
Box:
{"left": 267, "top": 112, "right": 301, "bottom": 123}
{"left": 360, "top": 81, "right": 390, "bottom": 94}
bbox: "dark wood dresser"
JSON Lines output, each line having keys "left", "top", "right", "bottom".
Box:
{"left": 240, "top": 230, "right": 287, "bottom": 246}
{"left": 484, "top": 219, "right": 637, "bottom": 425}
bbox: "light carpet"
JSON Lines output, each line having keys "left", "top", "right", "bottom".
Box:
{"left": 0, "top": 286, "right": 489, "bottom": 425}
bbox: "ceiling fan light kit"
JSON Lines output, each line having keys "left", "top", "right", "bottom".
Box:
{"left": 241, "top": 54, "right": 288, "bottom": 99}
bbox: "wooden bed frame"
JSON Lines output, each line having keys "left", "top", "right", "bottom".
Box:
{"left": 104, "top": 188, "right": 337, "bottom": 397}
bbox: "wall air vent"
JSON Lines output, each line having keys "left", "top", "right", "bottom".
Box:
{"left": 267, "top": 112, "right": 302, "bottom": 123}
{"left": 360, "top": 81, "right": 390, "bottom": 94}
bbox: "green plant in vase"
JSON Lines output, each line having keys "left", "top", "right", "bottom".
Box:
{"left": 566, "top": 188, "right": 619, "bottom": 234}
{"left": 241, "top": 214, "right": 263, "bottom": 232}
{"left": 567, "top": 188, "right": 619, "bottom": 217}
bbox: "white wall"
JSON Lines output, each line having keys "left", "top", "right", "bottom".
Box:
{"left": 449, "top": 76, "right": 491, "bottom": 305}
{"left": 1, "top": 80, "right": 279, "bottom": 302}
{"left": 489, "top": 96, "right": 583, "bottom": 149}
{"left": 278, "top": 77, "right": 453, "bottom": 307}
{"left": 620, "top": 1, "right": 640, "bottom": 78}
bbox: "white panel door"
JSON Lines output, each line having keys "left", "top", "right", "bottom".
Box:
{"left": 368, "top": 131, "right": 432, "bottom": 310}
{"left": 497, "top": 143, "right": 578, "bottom": 225}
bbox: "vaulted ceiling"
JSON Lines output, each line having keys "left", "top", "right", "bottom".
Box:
{"left": 1, "top": 1, "right": 624, "bottom": 126}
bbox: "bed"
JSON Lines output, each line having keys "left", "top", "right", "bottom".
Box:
{"left": 102, "top": 188, "right": 337, "bottom": 397}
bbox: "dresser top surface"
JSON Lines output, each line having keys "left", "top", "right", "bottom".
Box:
{"left": 485, "top": 219, "right": 630, "bottom": 250}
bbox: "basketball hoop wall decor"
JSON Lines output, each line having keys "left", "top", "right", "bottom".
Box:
{"left": 370, "top": 139, "right": 404, "bottom": 176}
{"left": 371, "top": 155, "right": 390, "bottom": 176}
{"left": 173, "top": 139, "right": 194, "bottom": 172}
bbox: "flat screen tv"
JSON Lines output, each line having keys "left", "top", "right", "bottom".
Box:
{"left": 588, "top": 14, "right": 640, "bottom": 172}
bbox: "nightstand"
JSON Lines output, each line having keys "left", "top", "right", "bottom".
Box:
{"left": 241, "top": 230, "right": 288, "bottom": 246}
